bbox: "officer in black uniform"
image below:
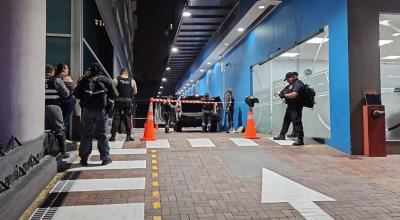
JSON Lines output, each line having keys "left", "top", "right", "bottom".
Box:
{"left": 45, "top": 64, "right": 70, "bottom": 158}
{"left": 225, "top": 89, "right": 235, "bottom": 133}
{"left": 74, "top": 63, "right": 119, "bottom": 166}
{"left": 202, "top": 93, "right": 213, "bottom": 132}
{"left": 162, "top": 96, "right": 175, "bottom": 133}
{"left": 109, "top": 68, "right": 137, "bottom": 142}
{"left": 274, "top": 72, "right": 305, "bottom": 146}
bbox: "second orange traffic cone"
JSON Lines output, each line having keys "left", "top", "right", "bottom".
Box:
{"left": 243, "top": 111, "right": 260, "bottom": 139}
{"left": 141, "top": 100, "right": 157, "bottom": 141}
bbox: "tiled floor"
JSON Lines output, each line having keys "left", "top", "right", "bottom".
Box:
{"left": 28, "top": 130, "right": 400, "bottom": 220}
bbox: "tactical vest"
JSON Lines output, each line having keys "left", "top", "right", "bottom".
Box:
{"left": 45, "top": 76, "right": 62, "bottom": 106}
{"left": 116, "top": 76, "right": 132, "bottom": 98}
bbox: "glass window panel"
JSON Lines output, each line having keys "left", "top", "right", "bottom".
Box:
{"left": 46, "top": 37, "right": 71, "bottom": 67}
{"left": 47, "top": 0, "right": 71, "bottom": 34}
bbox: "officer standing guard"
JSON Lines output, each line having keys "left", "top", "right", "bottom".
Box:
{"left": 45, "top": 64, "right": 70, "bottom": 158}
{"left": 162, "top": 96, "right": 175, "bottom": 133}
{"left": 109, "top": 68, "right": 138, "bottom": 142}
{"left": 202, "top": 93, "right": 213, "bottom": 132}
{"left": 274, "top": 72, "right": 305, "bottom": 146}
{"left": 225, "top": 89, "right": 235, "bottom": 133}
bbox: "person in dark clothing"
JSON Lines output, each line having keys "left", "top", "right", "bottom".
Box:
{"left": 225, "top": 89, "right": 235, "bottom": 133}
{"left": 109, "top": 68, "right": 138, "bottom": 142}
{"left": 162, "top": 96, "right": 175, "bottom": 133}
{"left": 56, "top": 63, "right": 76, "bottom": 139}
{"left": 274, "top": 72, "right": 305, "bottom": 146}
{"left": 73, "top": 63, "right": 119, "bottom": 166}
{"left": 202, "top": 93, "right": 214, "bottom": 132}
{"left": 45, "top": 64, "right": 70, "bottom": 158}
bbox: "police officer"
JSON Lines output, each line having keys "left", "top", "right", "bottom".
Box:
{"left": 74, "top": 63, "right": 119, "bottom": 166}
{"left": 202, "top": 93, "right": 213, "bottom": 132}
{"left": 274, "top": 72, "right": 305, "bottom": 146}
{"left": 109, "top": 68, "right": 137, "bottom": 142}
{"left": 162, "top": 96, "right": 175, "bottom": 133}
{"left": 225, "top": 89, "right": 235, "bottom": 133}
{"left": 45, "top": 64, "right": 70, "bottom": 158}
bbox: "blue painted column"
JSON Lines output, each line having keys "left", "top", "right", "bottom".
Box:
{"left": 0, "top": 0, "right": 46, "bottom": 142}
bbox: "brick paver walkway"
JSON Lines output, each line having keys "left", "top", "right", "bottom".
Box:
{"left": 27, "top": 129, "right": 400, "bottom": 220}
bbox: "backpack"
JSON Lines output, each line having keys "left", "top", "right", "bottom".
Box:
{"left": 302, "top": 83, "right": 316, "bottom": 108}
{"left": 82, "top": 76, "right": 108, "bottom": 109}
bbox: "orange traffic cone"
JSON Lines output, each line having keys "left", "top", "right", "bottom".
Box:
{"left": 243, "top": 111, "right": 260, "bottom": 139}
{"left": 141, "top": 100, "right": 157, "bottom": 141}
{"left": 155, "top": 123, "right": 159, "bottom": 129}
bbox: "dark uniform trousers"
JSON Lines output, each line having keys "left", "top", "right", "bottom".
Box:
{"left": 111, "top": 100, "right": 132, "bottom": 135}
{"left": 226, "top": 109, "right": 234, "bottom": 131}
{"left": 80, "top": 108, "right": 111, "bottom": 161}
{"left": 45, "top": 105, "right": 67, "bottom": 153}
{"left": 279, "top": 107, "right": 304, "bottom": 139}
{"left": 202, "top": 110, "right": 212, "bottom": 132}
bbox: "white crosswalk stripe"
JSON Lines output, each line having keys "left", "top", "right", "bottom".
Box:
{"left": 146, "top": 139, "right": 170, "bottom": 148}
{"left": 50, "top": 178, "right": 146, "bottom": 193}
{"left": 230, "top": 138, "right": 259, "bottom": 147}
{"left": 188, "top": 138, "right": 216, "bottom": 148}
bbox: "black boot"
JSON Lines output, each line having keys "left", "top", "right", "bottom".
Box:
{"left": 80, "top": 157, "right": 88, "bottom": 166}
{"left": 126, "top": 135, "right": 134, "bottom": 142}
{"left": 273, "top": 135, "right": 286, "bottom": 140}
{"left": 287, "top": 133, "right": 297, "bottom": 138}
{"left": 293, "top": 139, "right": 304, "bottom": 146}
{"left": 109, "top": 135, "right": 116, "bottom": 142}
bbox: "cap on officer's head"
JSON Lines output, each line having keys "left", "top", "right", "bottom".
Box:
{"left": 284, "top": 72, "right": 297, "bottom": 81}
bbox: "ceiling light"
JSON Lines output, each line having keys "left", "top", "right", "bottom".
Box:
{"left": 237, "top": 27, "right": 245, "bottom": 32}
{"left": 279, "top": 53, "right": 300, "bottom": 58}
{"left": 200, "top": 69, "right": 204, "bottom": 72}
{"left": 190, "top": 80, "right": 194, "bottom": 82}
{"left": 379, "top": 40, "right": 393, "bottom": 46}
{"left": 258, "top": 5, "right": 266, "bottom": 9}
{"left": 158, "top": 91, "right": 162, "bottom": 94}
{"left": 379, "top": 20, "right": 390, "bottom": 25}
{"left": 306, "top": 38, "right": 329, "bottom": 44}
{"left": 160, "top": 86, "right": 164, "bottom": 89}
{"left": 166, "top": 67, "right": 171, "bottom": 71}
{"left": 183, "top": 11, "right": 192, "bottom": 17}
{"left": 171, "top": 47, "right": 179, "bottom": 53}
{"left": 186, "top": 84, "right": 190, "bottom": 86}
{"left": 162, "top": 78, "right": 167, "bottom": 82}
{"left": 382, "top": 55, "right": 400, "bottom": 60}
{"left": 393, "top": 33, "right": 400, "bottom": 37}
{"left": 207, "top": 62, "right": 212, "bottom": 65}
{"left": 224, "top": 43, "right": 229, "bottom": 46}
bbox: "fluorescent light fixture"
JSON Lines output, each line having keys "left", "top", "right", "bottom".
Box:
{"left": 186, "top": 84, "right": 190, "bottom": 86}
{"left": 162, "top": 78, "right": 167, "bottom": 82}
{"left": 279, "top": 52, "right": 300, "bottom": 58}
{"left": 379, "top": 40, "right": 393, "bottom": 46}
{"left": 393, "top": 33, "right": 400, "bottom": 37}
{"left": 182, "top": 11, "right": 191, "bottom": 17}
{"left": 171, "top": 47, "right": 179, "bottom": 53}
{"left": 382, "top": 55, "right": 400, "bottom": 60}
{"left": 258, "top": 5, "right": 266, "bottom": 9}
{"left": 237, "top": 27, "right": 245, "bottom": 32}
{"left": 160, "top": 86, "right": 164, "bottom": 89}
{"left": 224, "top": 43, "right": 229, "bottom": 46}
{"left": 306, "top": 37, "right": 329, "bottom": 44}
{"left": 166, "top": 67, "right": 171, "bottom": 71}
{"left": 200, "top": 69, "right": 204, "bottom": 72}
{"left": 379, "top": 20, "right": 390, "bottom": 25}
{"left": 207, "top": 62, "right": 212, "bottom": 65}
{"left": 190, "top": 80, "right": 194, "bottom": 82}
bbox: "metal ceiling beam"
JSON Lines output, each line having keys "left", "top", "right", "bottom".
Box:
{"left": 190, "top": 15, "right": 225, "bottom": 19}
{"left": 182, "top": 22, "right": 221, "bottom": 26}
{"left": 177, "top": 34, "right": 212, "bottom": 38}
{"left": 187, "top": 6, "right": 232, "bottom": 10}
{"left": 179, "top": 29, "right": 216, "bottom": 32}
